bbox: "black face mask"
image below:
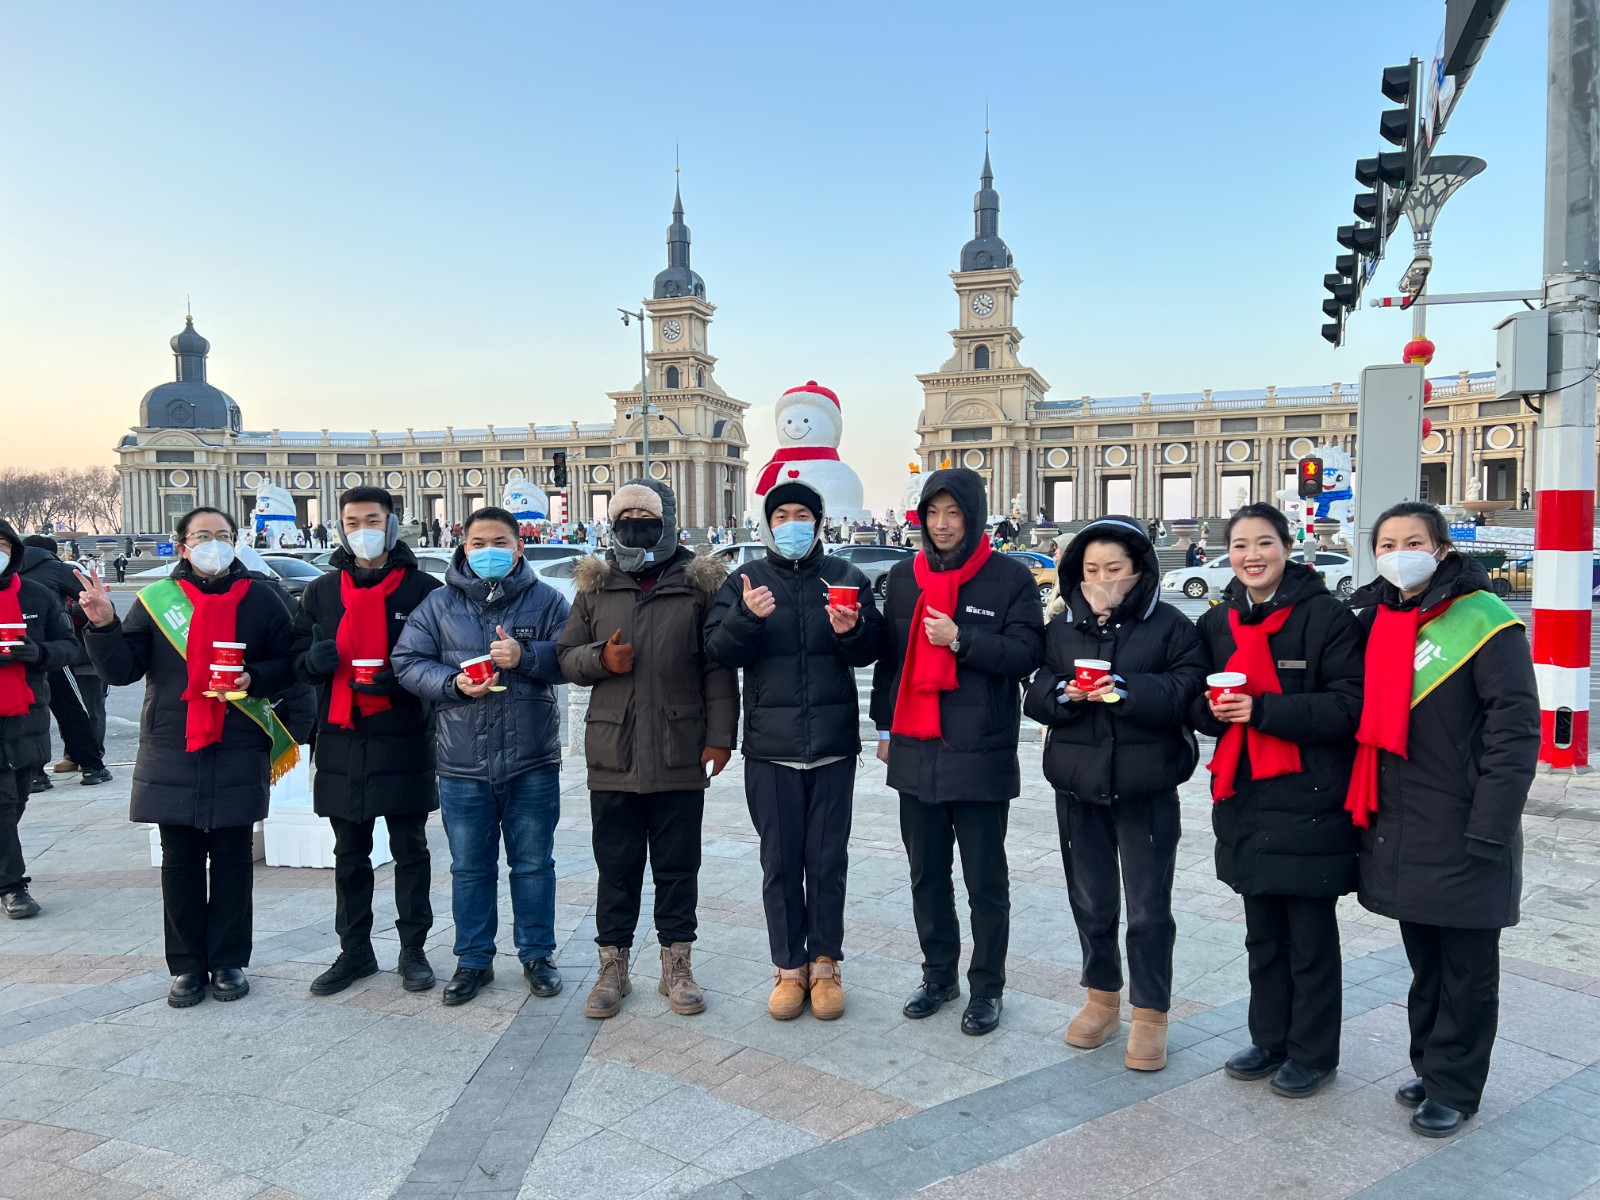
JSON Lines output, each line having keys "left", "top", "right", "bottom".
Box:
{"left": 614, "top": 518, "right": 663, "bottom": 550}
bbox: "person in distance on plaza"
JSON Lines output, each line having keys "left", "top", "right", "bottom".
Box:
{"left": 80, "top": 507, "right": 303, "bottom": 1006}
{"left": 291, "top": 488, "right": 443, "bottom": 997}
{"left": 392, "top": 506, "right": 569, "bottom": 1007}
{"left": 870, "top": 468, "right": 1044, "bottom": 1037}
{"left": 1022, "top": 516, "right": 1206, "bottom": 1071}
{"left": 0, "top": 520, "right": 77, "bottom": 919}
{"left": 1347, "top": 502, "right": 1538, "bottom": 1139}
{"left": 1188, "top": 503, "right": 1364, "bottom": 1098}
{"left": 556, "top": 481, "right": 736, "bottom": 1020}
{"left": 704, "top": 481, "right": 885, "bottom": 1021}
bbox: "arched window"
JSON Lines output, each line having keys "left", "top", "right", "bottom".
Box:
{"left": 974, "top": 345, "right": 990, "bottom": 370}
{"left": 696, "top": 368, "right": 705, "bottom": 388}
{"left": 665, "top": 366, "right": 680, "bottom": 389}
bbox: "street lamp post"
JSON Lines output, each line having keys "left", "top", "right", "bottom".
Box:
{"left": 618, "top": 308, "right": 653, "bottom": 476}
{"left": 1399, "top": 154, "right": 1488, "bottom": 339}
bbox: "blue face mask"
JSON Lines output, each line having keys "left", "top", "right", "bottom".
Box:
{"left": 467, "top": 547, "right": 515, "bottom": 580}
{"left": 772, "top": 520, "right": 816, "bottom": 560}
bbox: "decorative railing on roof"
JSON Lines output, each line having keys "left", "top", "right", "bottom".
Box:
{"left": 1027, "top": 372, "right": 1499, "bottom": 420}
{"left": 234, "top": 423, "right": 617, "bottom": 448}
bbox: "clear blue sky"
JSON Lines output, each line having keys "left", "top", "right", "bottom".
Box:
{"left": 0, "top": 1, "right": 1551, "bottom": 510}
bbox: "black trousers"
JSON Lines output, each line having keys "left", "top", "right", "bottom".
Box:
{"left": 159, "top": 824, "right": 255, "bottom": 976}
{"left": 329, "top": 813, "right": 433, "bottom": 954}
{"left": 1058, "top": 791, "right": 1181, "bottom": 1011}
{"left": 1400, "top": 921, "right": 1502, "bottom": 1114}
{"left": 745, "top": 758, "right": 855, "bottom": 968}
{"left": 898, "top": 794, "right": 1010, "bottom": 999}
{"left": 47, "top": 669, "right": 106, "bottom": 772}
{"left": 1242, "top": 894, "right": 1343, "bottom": 1069}
{"left": 0, "top": 768, "right": 30, "bottom": 894}
{"left": 591, "top": 789, "right": 703, "bottom": 949}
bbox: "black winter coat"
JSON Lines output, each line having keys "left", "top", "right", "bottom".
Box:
{"left": 291, "top": 543, "right": 442, "bottom": 822}
{"left": 704, "top": 541, "right": 885, "bottom": 763}
{"left": 85, "top": 560, "right": 298, "bottom": 828}
{"left": 0, "top": 551, "right": 77, "bottom": 772}
{"left": 1349, "top": 555, "right": 1539, "bottom": 929}
{"left": 868, "top": 469, "right": 1045, "bottom": 804}
{"left": 1023, "top": 517, "right": 1207, "bottom": 805}
{"left": 1189, "top": 563, "right": 1364, "bottom": 897}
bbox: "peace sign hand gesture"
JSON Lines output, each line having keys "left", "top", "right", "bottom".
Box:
{"left": 74, "top": 564, "right": 116, "bottom": 628}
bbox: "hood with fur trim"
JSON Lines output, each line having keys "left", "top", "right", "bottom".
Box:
{"left": 574, "top": 550, "right": 727, "bottom": 595}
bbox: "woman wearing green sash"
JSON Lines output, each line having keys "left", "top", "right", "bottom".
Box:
{"left": 81, "top": 507, "right": 299, "bottom": 1008}
{"left": 1347, "top": 502, "right": 1539, "bottom": 1139}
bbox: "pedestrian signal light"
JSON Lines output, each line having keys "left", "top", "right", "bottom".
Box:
{"left": 1298, "top": 458, "right": 1324, "bottom": 499}
{"left": 551, "top": 451, "right": 569, "bottom": 489}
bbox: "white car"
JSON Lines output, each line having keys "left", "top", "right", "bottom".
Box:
{"left": 1162, "top": 551, "right": 1353, "bottom": 600}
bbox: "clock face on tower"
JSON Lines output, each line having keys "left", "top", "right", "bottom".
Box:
{"left": 661, "top": 319, "right": 683, "bottom": 342}
{"left": 970, "top": 293, "right": 996, "bottom": 317}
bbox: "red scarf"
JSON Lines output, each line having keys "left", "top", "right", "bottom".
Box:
{"left": 891, "top": 537, "right": 992, "bottom": 739}
{"left": 329, "top": 568, "right": 406, "bottom": 729}
{"left": 0, "top": 576, "right": 34, "bottom": 718}
{"left": 1207, "top": 606, "right": 1302, "bottom": 802}
{"left": 178, "top": 578, "right": 251, "bottom": 752}
{"left": 755, "top": 447, "right": 841, "bottom": 494}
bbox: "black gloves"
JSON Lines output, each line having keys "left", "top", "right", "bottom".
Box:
{"left": 3, "top": 638, "right": 43, "bottom": 665}
{"left": 302, "top": 623, "right": 341, "bottom": 678}
{"left": 349, "top": 667, "right": 397, "bottom": 696}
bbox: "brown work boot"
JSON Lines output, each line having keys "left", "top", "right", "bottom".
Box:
{"left": 1125, "top": 1007, "right": 1169, "bottom": 1071}
{"left": 658, "top": 942, "right": 706, "bottom": 1015}
{"left": 51, "top": 758, "right": 78, "bottom": 774}
{"left": 768, "top": 964, "right": 809, "bottom": 1020}
{"left": 809, "top": 957, "right": 845, "bottom": 1020}
{"left": 583, "top": 946, "right": 631, "bottom": 1019}
{"left": 1065, "top": 988, "right": 1122, "bottom": 1049}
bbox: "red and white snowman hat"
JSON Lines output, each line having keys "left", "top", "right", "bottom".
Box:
{"left": 776, "top": 380, "right": 843, "bottom": 446}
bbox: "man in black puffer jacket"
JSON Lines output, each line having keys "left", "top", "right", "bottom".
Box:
{"left": 869, "top": 468, "right": 1044, "bottom": 1036}
{"left": 705, "top": 480, "right": 885, "bottom": 1020}
{"left": 20, "top": 536, "right": 110, "bottom": 790}
{"left": 1023, "top": 516, "right": 1207, "bottom": 1071}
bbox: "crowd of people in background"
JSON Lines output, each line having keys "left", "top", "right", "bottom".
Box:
{"left": 0, "top": 465, "right": 1540, "bottom": 1142}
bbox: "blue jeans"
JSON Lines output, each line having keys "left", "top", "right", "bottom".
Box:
{"left": 437, "top": 768, "right": 559, "bottom": 969}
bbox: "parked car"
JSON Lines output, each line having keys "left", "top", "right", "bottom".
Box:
{"left": 826, "top": 544, "right": 916, "bottom": 598}
{"left": 129, "top": 553, "right": 317, "bottom": 610}
{"left": 1163, "top": 551, "right": 1353, "bottom": 600}
{"left": 1005, "top": 550, "right": 1058, "bottom": 606}
{"left": 709, "top": 541, "right": 772, "bottom": 571}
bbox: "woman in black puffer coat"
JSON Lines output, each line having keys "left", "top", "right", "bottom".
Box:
{"left": 1023, "top": 516, "right": 1206, "bottom": 1073}
{"left": 1189, "top": 504, "right": 1363, "bottom": 1099}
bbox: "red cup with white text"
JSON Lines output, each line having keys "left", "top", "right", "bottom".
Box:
{"left": 353, "top": 658, "right": 385, "bottom": 685}
{"left": 0, "top": 622, "right": 25, "bottom": 658}
{"left": 208, "top": 663, "right": 244, "bottom": 694}
{"left": 1074, "top": 658, "right": 1111, "bottom": 694}
{"left": 1207, "top": 671, "right": 1247, "bottom": 706}
{"left": 826, "top": 585, "right": 860, "bottom": 610}
{"left": 213, "top": 640, "right": 247, "bottom": 668}
{"left": 460, "top": 655, "right": 496, "bottom": 686}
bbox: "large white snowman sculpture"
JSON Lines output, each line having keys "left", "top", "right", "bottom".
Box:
{"left": 754, "top": 380, "right": 869, "bottom": 521}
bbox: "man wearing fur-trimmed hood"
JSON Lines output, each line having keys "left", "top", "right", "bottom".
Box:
{"left": 556, "top": 479, "right": 738, "bottom": 1022}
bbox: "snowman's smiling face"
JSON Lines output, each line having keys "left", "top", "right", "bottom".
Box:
{"left": 780, "top": 400, "right": 839, "bottom": 446}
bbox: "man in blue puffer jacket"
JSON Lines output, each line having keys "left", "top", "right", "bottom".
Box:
{"left": 393, "top": 506, "right": 570, "bottom": 1007}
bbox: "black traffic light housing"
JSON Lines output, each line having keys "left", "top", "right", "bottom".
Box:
{"left": 1298, "top": 457, "right": 1325, "bottom": 499}
{"left": 1377, "top": 60, "right": 1421, "bottom": 211}
{"left": 551, "top": 451, "right": 569, "bottom": 489}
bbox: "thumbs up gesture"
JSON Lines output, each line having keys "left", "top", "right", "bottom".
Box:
{"left": 489, "top": 624, "right": 523, "bottom": 670}
{"left": 600, "top": 629, "right": 634, "bottom": 674}
{"left": 303, "top": 622, "right": 342, "bottom": 678}
{"left": 741, "top": 573, "right": 776, "bottom": 619}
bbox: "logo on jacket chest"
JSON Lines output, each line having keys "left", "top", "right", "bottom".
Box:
{"left": 963, "top": 605, "right": 996, "bottom": 618}
{"left": 511, "top": 626, "right": 538, "bottom": 641}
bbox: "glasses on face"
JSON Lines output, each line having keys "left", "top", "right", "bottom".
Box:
{"left": 184, "top": 531, "right": 236, "bottom": 546}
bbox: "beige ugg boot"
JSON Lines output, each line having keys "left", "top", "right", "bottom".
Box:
{"left": 768, "top": 965, "right": 810, "bottom": 1020}
{"left": 658, "top": 942, "right": 706, "bottom": 1015}
{"left": 1065, "top": 988, "right": 1123, "bottom": 1048}
{"left": 1125, "top": 1007, "right": 1169, "bottom": 1071}
{"left": 583, "top": 946, "right": 631, "bottom": 1019}
{"left": 809, "top": 958, "right": 845, "bottom": 1020}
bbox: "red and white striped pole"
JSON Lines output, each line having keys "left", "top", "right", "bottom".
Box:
{"left": 1531, "top": 446, "right": 1593, "bottom": 768}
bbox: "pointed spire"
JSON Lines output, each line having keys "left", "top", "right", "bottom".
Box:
{"left": 960, "top": 136, "right": 1012, "bottom": 272}
{"left": 653, "top": 163, "right": 706, "bottom": 300}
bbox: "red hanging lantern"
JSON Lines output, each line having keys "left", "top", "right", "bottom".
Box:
{"left": 1423, "top": 378, "right": 1434, "bottom": 404}
{"left": 1422, "top": 416, "right": 1433, "bottom": 438}
{"left": 1403, "top": 336, "right": 1436, "bottom": 365}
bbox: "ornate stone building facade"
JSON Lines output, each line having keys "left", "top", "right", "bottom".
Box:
{"left": 115, "top": 190, "right": 749, "bottom": 536}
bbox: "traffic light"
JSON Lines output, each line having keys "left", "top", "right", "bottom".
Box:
{"left": 1321, "top": 254, "right": 1362, "bottom": 345}
{"left": 1377, "top": 60, "right": 1421, "bottom": 215}
{"left": 1298, "top": 457, "right": 1324, "bottom": 499}
{"left": 551, "top": 451, "right": 568, "bottom": 489}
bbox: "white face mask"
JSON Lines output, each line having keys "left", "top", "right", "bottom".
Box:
{"left": 188, "top": 539, "right": 236, "bottom": 576}
{"left": 345, "top": 528, "right": 388, "bottom": 561}
{"left": 1376, "top": 549, "right": 1440, "bottom": 592}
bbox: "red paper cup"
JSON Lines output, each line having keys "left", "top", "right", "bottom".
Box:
{"left": 0, "top": 622, "right": 25, "bottom": 650}
{"left": 353, "top": 658, "right": 385, "bottom": 685}
{"left": 1074, "top": 659, "right": 1111, "bottom": 692}
{"left": 0, "top": 641, "right": 22, "bottom": 658}
{"left": 1208, "top": 672, "right": 1247, "bottom": 705}
{"left": 827, "top": 585, "right": 859, "bottom": 610}
{"left": 209, "top": 664, "right": 243, "bottom": 693}
{"left": 213, "top": 641, "right": 247, "bottom": 667}
{"left": 461, "top": 655, "right": 496, "bottom": 685}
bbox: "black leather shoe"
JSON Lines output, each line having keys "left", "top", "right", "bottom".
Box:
{"left": 210, "top": 968, "right": 249, "bottom": 1000}
{"left": 1270, "top": 1059, "right": 1335, "bottom": 1098}
{"left": 442, "top": 965, "right": 493, "bottom": 1006}
{"left": 399, "top": 946, "right": 435, "bottom": 992}
{"left": 309, "top": 950, "right": 380, "bottom": 996}
{"left": 960, "top": 995, "right": 1003, "bottom": 1036}
{"left": 524, "top": 956, "right": 562, "bottom": 997}
{"left": 1224, "top": 1044, "right": 1287, "bottom": 1081}
{"left": 80, "top": 768, "right": 113, "bottom": 786}
{"left": 1395, "top": 1078, "right": 1426, "bottom": 1109}
{"left": 28, "top": 772, "right": 51, "bottom": 794}
{"left": 1, "top": 888, "right": 40, "bottom": 919}
{"left": 167, "top": 973, "right": 207, "bottom": 1007}
{"left": 1410, "top": 1098, "right": 1469, "bottom": 1138}
{"left": 902, "top": 981, "right": 960, "bottom": 1020}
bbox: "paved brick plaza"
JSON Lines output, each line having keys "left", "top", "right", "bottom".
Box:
{"left": 1, "top": 716, "right": 1598, "bottom": 1199}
